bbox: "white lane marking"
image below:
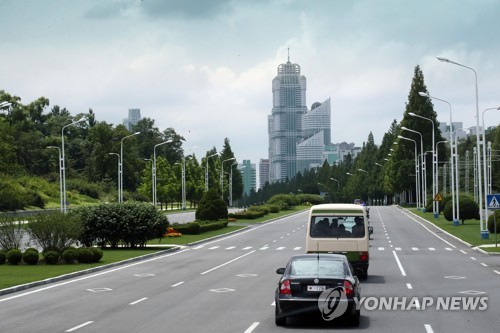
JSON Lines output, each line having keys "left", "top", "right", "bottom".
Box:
{"left": 259, "top": 246, "right": 269, "bottom": 250}
{"left": 395, "top": 247, "right": 401, "bottom": 251}
{"left": 445, "top": 247, "right": 452, "bottom": 251}
{"left": 480, "top": 263, "right": 488, "bottom": 267}
{"left": 388, "top": 240, "right": 392, "bottom": 243}
{"left": 193, "top": 245, "right": 204, "bottom": 249}
{"left": 280, "top": 236, "right": 284, "bottom": 239}
{"left": 242, "top": 246, "right": 253, "bottom": 250}
{"left": 393, "top": 251, "right": 407, "bottom": 277}
{"left": 494, "top": 270, "right": 500, "bottom": 275}
{"left": 208, "top": 246, "right": 220, "bottom": 250}
{"left": 0, "top": 248, "right": 191, "bottom": 303}
{"left": 293, "top": 247, "right": 302, "bottom": 251}
{"left": 276, "top": 247, "right": 285, "bottom": 251}
{"left": 65, "top": 321, "right": 94, "bottom": 332}
{"left": 378, "top": 247, "right": 385, "bottom": 251}
{"left": 171, "top": 281, "right": 184, "bottom": 287}
{"left": 272, "top": 240, "right": 277, "bottom": 243}
{"left": 244, "top": 322, "right": 260, "bottom": 333}
{"left": 429, "top": 248, "right": 436, "bottom": 251}
{"left": 406, "top": 283, "right": 413, "bottom": 289}
{"left": 412, "top": 247, "right": 419, "bottom": 251}
{"left": 287, "top": 233, "right": 290, "bottom": 236}
{"left": 399, "top": 210, "right": 457, "bottom": 248}
{"left": 201, "top": 250, "right": 256, "bottom": 275}
{"left": 470, "top": 257, "right": 477, "bottom": 261}
{"left": 460, "top": 250, "right": 467, "bottom": 254}
{"left": 129, "top": 297, "right": 148, "bottom": 305}
{"left": 225, "top": 246, "right": 236, "bottom": 250}
{"left": 425, "top": 324, "right": 434, "bottom": 333}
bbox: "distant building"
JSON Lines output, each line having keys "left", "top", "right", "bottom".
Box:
{"left": 259, "top": 158, "right": 269, "bottom": 189}
{"left": 439, "top": 121, "right": 468, "bottom": 140}
{"left": 123, "top": 108, "right": 141, "bottom": 131}
{"left": 322, "top": 142, "right": 360, "bottom": 165}
{"left": 238, "top": 160, "right": 256, "bottom": 195}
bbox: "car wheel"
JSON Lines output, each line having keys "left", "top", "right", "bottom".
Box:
{"left": 275, "top": 306, "right": 286, "bottom": 326}
{"left": 350, "top": 310, "right": 360, "bottom": 327}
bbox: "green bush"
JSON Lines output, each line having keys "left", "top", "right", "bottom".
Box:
{"left": 443, "top": 195, "right": 480, "bottom": 223}
{"left": 62, "top": 249, "right": 77, "bottom": 264}
{"left": 27, "top": 212, "right": 83, "bottom": 253}
{"left": 22, "top": 250, "right": 39, "bottom": 265}
{"left": 75, "top": 202, "right": 169, "bottom": 248}
{"left": 66, "top": 179, "right": 101, "bottom": 199}
{"left": 0, "top": 250, "right": 6, "bottom": 264}
{"left": 25, "top": 247, "right": 39, "bottom": 254}
{"left": 267, "top": 204, "right": 281, "bottom": 213}
{"left": 90, "top": 247, "right": 103, "bottom": 262}
{"left": 0, "top": 178, "right": 28, "bottom": 211}
{"left": 6, "top": 249, "right": 22, "bottom": 265}
{"left": 44, "top": 251, "right": 60, "bottom": 265}
{"left": 187, "top": 222, "right": 201, "bottom": 235}
{"left": 296, "top": 193, "right": 324, "bottom": 205}
{"left": 267, "top": 194, "right": 299, "bottom": 210}
{"left": 195, "top": 188, "right": 228, "bottom": 221}
{"left": 487, "top": 211, "right": 500, "bottom": 234}
{"left": 77, "top": 248, "right": 94, "bottom": 263}
{"left": 0, "top": 215, "right": 25, "bottom": 250}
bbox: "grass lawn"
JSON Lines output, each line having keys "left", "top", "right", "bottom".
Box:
{"left": 0, "top": 248, "right": 170, "bottom": 291}
{"left": 409, "top": 208, "right": 500, "bottom": 247}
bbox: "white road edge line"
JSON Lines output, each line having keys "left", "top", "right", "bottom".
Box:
{"left": 65, "top": 321, "right": 94, "bottom": 332}
{"left": 393, "top": 251, "right": 407, "bottom": 277}
{"left": 406, "top": 283, "right": 413, "bottom": 289}
{"left": 201, "top": 250, "right": 256, "bottom": 275}
{"left": 424, "top": 324, "right": 434, "bottom": 333}
{"left": 129, "top": 297, "right": 148, "bottom": 305}
{"left": 171, "top": 281, "right": 184, "bottom": 287}
{"left": 244, "top": 322, "right": 260, "bottom": 333}
{"left": 399, "top": 209, "right": 457, "bottom": 248}
{"left": 494, "top": 270, "right": 500, "bottom": 275}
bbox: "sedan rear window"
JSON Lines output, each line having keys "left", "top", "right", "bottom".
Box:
{"left": 289, "top": 258, "right": 345, "bottom": 277}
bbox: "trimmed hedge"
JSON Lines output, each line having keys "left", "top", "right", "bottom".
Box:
{"left": 172, "top": 221, "right": 228, "bottom": 235}
{"left": 22, "top": 250, "right": 40, "bottom": 265}
{"left": 0, "top": 250, "right": 6, "bottom": 265}
{"left": 44, "top": 251, "right": 60, "bottom": 265}
{"left": 6, "top": 249, "right": 22, "bottom": 265}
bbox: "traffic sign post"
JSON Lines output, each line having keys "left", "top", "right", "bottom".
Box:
{"left": 486, "top": 194, "right": 500, "bottom": 247}
{"left": 433, "top": 193, "right": 443, "bottom": 219}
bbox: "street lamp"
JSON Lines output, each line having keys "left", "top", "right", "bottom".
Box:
{"left": 153, "top": 139, "right": 172, "bottom": 208}
{"left": 346, "top": 172, "right": 353, "bottom": 176}
{"left": 397, "top": 136, "right": 420, "bottom": 210}
{"left": 120, "top": 132, "right": 140, "bottom": 203}
{"left": 401, "top": 126, "right": 426, "bottom": 208}
{"left": 419, "top": 92, "right": 457, "bottom": 224}
{"left": 435, "top": 140, "right": 448, "bottom": 198}
{"left": 221, "top": 157, "right": 236, "bottom": 200}
{"left": 205, "top": 152, "right": 220, "bottom": 191}
{"left": 61, "top": 117, "right": 87, "bottom": 212}
{"left": 437, "top": 56, "right": 486, "bottom": 238}
{"left": 409, "top": 112, "right": 437, "bottom": 218}
{"left": 481, "top": 106, "right": 500, "bottom": 222}
{"left": 229, "top": 160, "right": 238, "bottom": 207}
{"left": 330, "top": 178, "right": 339, "bottom": 187}
{"left": 47, "top": 146, "right": 63, "bottom": 212}
{"left": 358, "top": 168, "right": 369, "bottom": 173}
{"left": 108, "top": 153, "right": 120, "bottom": 202}
{"left": 0, "top": 101, "right": 11, "bottom": 114}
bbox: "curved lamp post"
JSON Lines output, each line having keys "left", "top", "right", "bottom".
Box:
{"left": 61, "top": 117, "right": 87, "bottom": 212}
{"left": 153, "top": 139, "right": 171, "bottom": 208}
{"left": 397, "top": 136, "right": 420, "bottom": 210}
{"left": 120, "top": 132, "right": 140, "bottom": 203}
{"left": 47, "top": 146, "right": 63, "bottom": 212}
{"left": 221, "top": 157, "right": 236, "bottom": 200}
{"left": 401, "top": 126, "right": 426, "bottom": 208}
{"left": 108, "top": 152, "right": 121, "bottom": 202}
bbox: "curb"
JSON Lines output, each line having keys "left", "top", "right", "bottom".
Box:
{"left": 0, "top": 246, "right": 182, "bottom": 297}
{"left": 399, "top": 206, "right": 500, "bottom": 255}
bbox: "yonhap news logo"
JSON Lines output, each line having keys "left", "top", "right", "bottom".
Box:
{"left": 317, "top": 288, "right": 488, "bottom": 321}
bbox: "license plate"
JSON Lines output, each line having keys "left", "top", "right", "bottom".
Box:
{"left": 307, "top": 285, "right": 326, "bottom": 292}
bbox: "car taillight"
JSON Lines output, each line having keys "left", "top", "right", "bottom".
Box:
{"left": 280, "top": 280, "right": 291, "bottom": 295}
{"left": 359, "top": 251, "right": 369, "bottom": 261}
{"left": 343, "top": 280, "right": 354, "bottom": 296}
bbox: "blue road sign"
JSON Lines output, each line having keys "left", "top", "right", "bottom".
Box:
{"left": 486, "top": 194, "right": 500, "bottom": 210}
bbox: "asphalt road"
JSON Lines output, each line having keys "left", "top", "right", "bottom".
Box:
{"left": 1, "top": 206, "right": 499, "bottom": 332}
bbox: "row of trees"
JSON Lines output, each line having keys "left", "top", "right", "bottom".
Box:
{"left": 0, "top": 90, "right": 243, "bottom": 210}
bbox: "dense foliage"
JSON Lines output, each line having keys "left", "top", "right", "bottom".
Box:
{"left": 195, "top": 188, "right": 228, "bottom": 221}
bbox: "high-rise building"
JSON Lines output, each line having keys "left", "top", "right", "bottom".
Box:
{"left": 268, "top": 57, "right": 307, "bottom": 182}
{"left": 258, "top": 158, "right": 270, "bottom": 189}
{"left": 238, "top": 160, "right": 256, "bottom": 195}
{"left": 123, "top": 108, "right": 141, "bottom": 131}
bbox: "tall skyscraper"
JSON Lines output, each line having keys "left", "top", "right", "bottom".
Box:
{"left": 123, "top": 108, "right": 141, "bottom": 131}
{"left": 268, "top": 56, "right": 307, "bottom": 182}
{"left": 238, "top": 160, "right": 256, "bottom": 195}
{"left": 259, "top": 158, "right": 270, "bottom": 189}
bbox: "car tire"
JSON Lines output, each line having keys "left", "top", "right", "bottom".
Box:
{"left": 350, "top": 310, "right": 360, "bottom": 327}
{"left": 275, "top": 306, "right": 286, "bottom": 326}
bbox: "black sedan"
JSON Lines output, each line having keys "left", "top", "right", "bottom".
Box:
{"left": 275, "top": 253, "right": 361, "bottom": 326}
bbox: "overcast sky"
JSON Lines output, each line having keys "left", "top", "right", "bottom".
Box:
{"left": 1, "top": 0, "right": 499, "bottom": 165}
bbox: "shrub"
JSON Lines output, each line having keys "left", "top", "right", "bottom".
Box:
{"left": 22, "top": 250, "right": 39, "bottom": 265}
{"left": 77, "top": 248, "right": 94, "bottom": 263}
{"left": 44, "top": 251, "right": 60, "bottom": 265}
{"left": 66, "top": 179, "right": 101, "bottom": 199}
{"left": 267, "top": 204, "right": 281, "bottom": 213}
{"left": 187, "top": 222, "right": 201, "bottom": 235}
{"left": 90, "top": 247, "right": 104, "bottom": 263}
{"left": 443, "top": 196, "right": 480, "bottom": 223}
{"left": 267, "top": 194, "right": 299, "bottom": 210}
{"left": 27, "top": 212, "right": 83, "bottom": 253}
{"left": 0, "top": 215, "right": 25, "bottom": 251}
{"left": 62, "top": 249, "right": 77, "bottom": 264}
{"left": 487, "top": 210, "right": 500, "bottom": 234}
{"left": 75, "top": 202, "right": 169, "bottom": 248}
{"left": 296, "top": 193, "right": 324, "bottom": 205}
{"left": 195, "top": 188, "right": 228, "bottom": 221}
{"left": 0, "top": 250, "right": 6, "bottom": 264}
{"left": 25, "top": 247, "right": 39, "bottom": 254}
{"left": 6, "top": 249, "right": 22, "bottom": 265}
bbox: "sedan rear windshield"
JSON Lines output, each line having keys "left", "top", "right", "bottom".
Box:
{"left": 289, "top": 258, "right": 346, "bottom": 277}
{"left": 310, "top": 215, "right": 365, "bottom": 238}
